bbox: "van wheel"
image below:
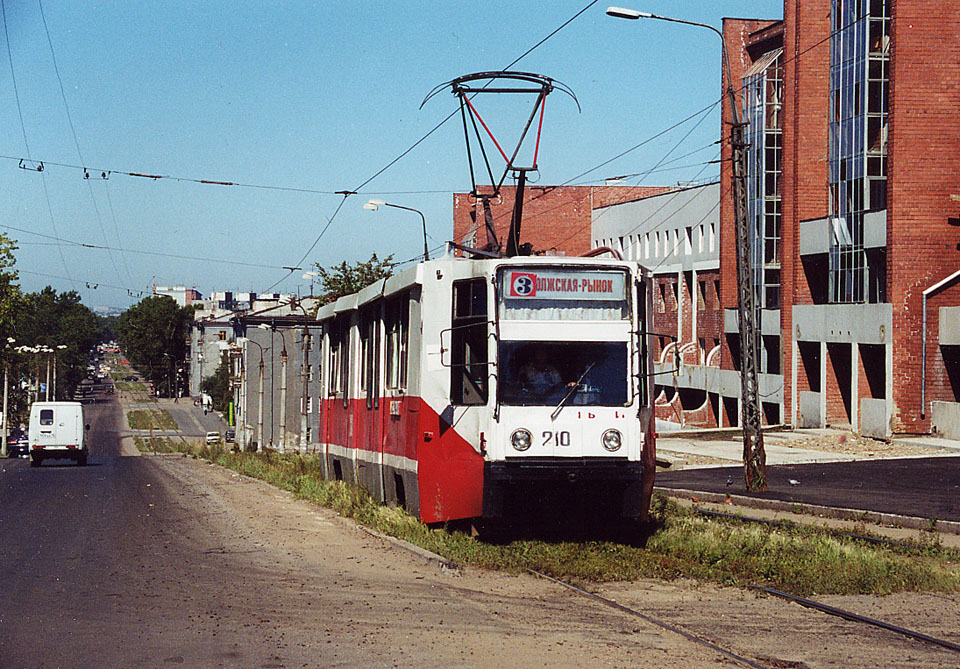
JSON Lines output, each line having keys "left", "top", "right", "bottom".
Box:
{"left": 30, "top": 457, "right": 41, "bottom": 468}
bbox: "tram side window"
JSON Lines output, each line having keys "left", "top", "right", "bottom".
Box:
{"left": 451, "top": 279, "right": 488, "bottom": 405}
{"left": 359, "top": 307, "right": 380, "bottom": 409}
{"left": 327, "top": 321, "right": 342, "bottom": 398}
{"left": 385, "top": 294, "right": 409, "bottom": 391}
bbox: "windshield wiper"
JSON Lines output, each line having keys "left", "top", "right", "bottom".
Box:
{"left": 551, "top": 362, "right": 596, "bottom": 420}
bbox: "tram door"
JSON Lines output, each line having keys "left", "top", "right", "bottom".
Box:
{"left": 359, "top": 305, "right": 383, "bottom": 500}
{"left": 381, "top": 294, "right": 410, "bottom": 508}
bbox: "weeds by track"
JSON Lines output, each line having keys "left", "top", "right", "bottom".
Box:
{"left": 114, "top": 362, "right": 960, "bottom": 596}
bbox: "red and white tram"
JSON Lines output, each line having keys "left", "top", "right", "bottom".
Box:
{"left": 316, "top": 254, "right": 657, "bottom": 525}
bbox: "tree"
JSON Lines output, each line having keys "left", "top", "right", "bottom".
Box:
{"left": 314, "top": 253, "right": 394, "bottom": 304}
{"left": 199, "top": 351, "right": 231, "bottom": 413}
{"left": 13, "top": 287, "right": 99, "bottom": 401}
{"left": 117, "top": 296, "right": 194, "bottom": 396}
{"left": 0, "top": 233, "right": 22, "bottom": 345}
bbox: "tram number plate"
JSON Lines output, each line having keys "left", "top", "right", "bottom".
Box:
{"left": 542, "top": 430, "right": 571, "bottom": 447}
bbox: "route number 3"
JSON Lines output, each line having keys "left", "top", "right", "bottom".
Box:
{"left": 510, "top": 273, "right": 537, "bottom": 297}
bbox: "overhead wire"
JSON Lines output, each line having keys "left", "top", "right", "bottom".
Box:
{"left": 279, "top": 0, "right": 604, "bottom": 291}
{"left": 38, "top": 0, "right": 127, "bottom": 289}
{"left": 0, "top": 221, "right": 299, "bottom": 270}
{"left": 1, "top": 0, "right": 73, "bottom": 286}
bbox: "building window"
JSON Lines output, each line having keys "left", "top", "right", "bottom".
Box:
{"left": 743, "top": 47, "right": 783, "bottom": 310}
{"left": 218, "top": 331, "right": 227, "bottom": 341}
{"left": 827, "top": 0, "right": 888, "bottom": 304}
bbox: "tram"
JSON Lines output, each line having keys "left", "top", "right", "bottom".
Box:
{"left": 316, "top": 251, "right": 657, "bottom": 525}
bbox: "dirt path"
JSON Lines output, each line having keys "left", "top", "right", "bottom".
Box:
{"left": 144, "top": 454, "right": 960, "bottom": 668}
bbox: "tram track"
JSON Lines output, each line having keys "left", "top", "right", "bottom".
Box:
{"left": 528, "top": 567, "right": 960, "bottom": 666}
{"left": 113, "top": 361, "right": 960, "bottom": 661}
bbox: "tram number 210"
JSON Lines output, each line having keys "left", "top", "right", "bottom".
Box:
{"left": 542, "top": 430, "right": 571, "bottom": 447}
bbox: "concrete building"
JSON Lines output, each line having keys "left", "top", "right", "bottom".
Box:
{"left": 233, "top": 300, "right": 322, "bottom": 452}
{"left": 152, "top": 285, "right": 201, "bottom": 307}
{"left": 719, "top": 1, "right": 960, "bottom": 438}
{"left": 591, "top": 182, "right": 752, "bottom": 428}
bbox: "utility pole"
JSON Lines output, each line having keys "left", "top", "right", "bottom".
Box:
{"left": 606, "top": 7, "right": 766, "bottom": 490}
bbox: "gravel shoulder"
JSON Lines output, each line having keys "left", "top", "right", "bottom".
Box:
{"left": 140, "top": 453, "right": 960, "bottom": 668}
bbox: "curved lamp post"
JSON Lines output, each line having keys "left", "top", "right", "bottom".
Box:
{"left": 364, "top": 199, "right": 430, "bottom": 261}
{"left": 245, "top": 338, "right": 268, "bottom": 452}
{"left": 258, "top": 323, "right": 289, "bottom": 452}
{"left": 606, "top": 5, "right": 766, "bottom": 491}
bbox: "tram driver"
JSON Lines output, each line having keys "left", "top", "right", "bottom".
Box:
{"left": 519, "top": 348, "right": 576, "bottom": 398}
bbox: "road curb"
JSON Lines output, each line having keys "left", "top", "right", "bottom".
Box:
{"left": 656, "top": 486, "right": 960, "bottom": 536}
{"left": 357, "top": 525, "right": 460, "bottom": 574}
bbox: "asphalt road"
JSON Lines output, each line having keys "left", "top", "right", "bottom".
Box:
{"left": 0, "top": 396, "right": 708, "bottom": 667}
{"left": 657, "top": 456, "right": 960, "bottom": 522}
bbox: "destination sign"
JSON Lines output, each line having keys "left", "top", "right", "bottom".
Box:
{"left": 504, "top": 269, "right": 626, "bottom": 301}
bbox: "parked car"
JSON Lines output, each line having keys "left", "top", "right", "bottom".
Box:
{"left": 6, "top": 428, "right": 28, "bottom": 457}
{"left": 224, "top": 429, "right": 236, "bottom": 443}
{"left": 205, "top": 431, "right": 221, "bottom": 445}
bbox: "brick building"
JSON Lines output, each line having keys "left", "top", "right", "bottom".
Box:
{"left": 452, "top": 185, "right": 674, "bottom": 257}
{"left": 720, "top": 1, "right": 960, "bottom": 438}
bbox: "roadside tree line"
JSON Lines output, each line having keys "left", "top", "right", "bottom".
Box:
{"left": 0, "top": 234, "right": 109, "bottom": 430}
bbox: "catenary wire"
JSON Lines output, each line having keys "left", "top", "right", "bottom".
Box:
{"left": 38, "top": 0, "right": 127, "bottom": 289}
{"left": 1, "top": 0, "right": 74, "bottom": 286}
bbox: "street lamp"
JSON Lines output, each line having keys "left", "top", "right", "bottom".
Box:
{"left": 258, "top": 322, "right": 289, "bottom": 452}
{"left": 606, "top": 6, "right": 766, "bottom": 490}
{"left": 302, "top": 271, "right": 319, "bottom": 297}
{"left": 53, "top": 344, "right": 67, "bottom": 400}
{"left": 244, "top": 338, "right": 268, "bottom": 452}
{"left": 364, "top": 199, "right": 430, "bottom": 261}
{"left": 283, "top": 298, "right": 314, "bottom": 454}
{"left": 1, "top": 337, "right": 15, "bottom": 458}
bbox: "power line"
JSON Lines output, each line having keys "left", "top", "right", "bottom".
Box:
{"left": 0, "top": 221, "right": 298, "bottom": 270}
{"left": 1, "top": 0, "right": 74, "bottom": 286}
{"left": 274, "top": 0, "right": 604, "bottom": 292}
{"left": 38, "top": 0, "right": 127, "bottom": 290}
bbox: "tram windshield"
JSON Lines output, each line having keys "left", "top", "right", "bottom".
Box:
{"left": 499, "top": 341, "right": 628, "bottom": 406}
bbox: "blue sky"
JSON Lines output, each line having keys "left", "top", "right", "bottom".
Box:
{"left": 0, "top": 1, "right": 782, "bottom": 309}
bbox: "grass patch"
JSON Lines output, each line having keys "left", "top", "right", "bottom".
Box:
{"left": 127, "top": 409, "right": 178, "bottom": 430}
{"left": 116, "top": 381, "right": 145, "bottom": 392}
{"left": 147, "top": 442, "right": 960, "bottom": 596}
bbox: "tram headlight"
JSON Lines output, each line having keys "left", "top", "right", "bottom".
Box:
{"left": 601, "top": 429, "right": 622, "bottom": 452}
{"left": 510, "top": 428, "right": 532, "bottom": 452}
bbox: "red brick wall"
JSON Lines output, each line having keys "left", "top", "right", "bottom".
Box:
{"left": 887, "top": 0, "right": 960, "bottom": 431}
{"left": 452, "top": 185, "right": 674, "bottom": 257}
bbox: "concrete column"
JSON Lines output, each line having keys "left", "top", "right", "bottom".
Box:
{"left": 851, "top": 342, "right": 859, "bottom": 433}
{"left": 819, "top": 340, "right": 828, "bottom": 428}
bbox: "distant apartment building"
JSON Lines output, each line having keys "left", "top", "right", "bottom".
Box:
{"left": 189, "top": 291, "right": 295, "bottom": 398}
{"left": 152, "top": 285, "right": 202, "bottom": 307}
{"left": 718, "top": 1, "right": 960, "bottom": 438}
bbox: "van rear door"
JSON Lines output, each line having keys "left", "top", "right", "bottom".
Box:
{"left": 35, "top": 407, "right": 57, "bottom": 448}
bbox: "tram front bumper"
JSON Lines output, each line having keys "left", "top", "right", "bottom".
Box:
{"left": 482, "top": 458, "right": 647, "bottom": 519}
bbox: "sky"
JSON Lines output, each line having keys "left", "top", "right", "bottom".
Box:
{"left": 0, "top": 1, "right": 783, "bottom": 310}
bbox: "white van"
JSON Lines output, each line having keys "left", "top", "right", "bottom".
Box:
{"left": 29, "top": 401, "right": 90, "bottom": 467}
